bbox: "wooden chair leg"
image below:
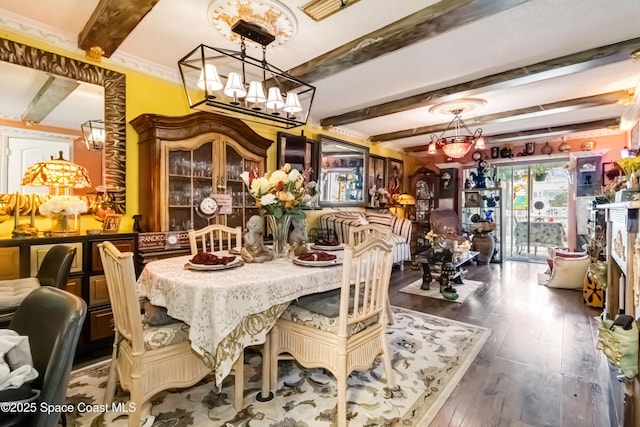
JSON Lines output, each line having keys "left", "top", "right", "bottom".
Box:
{"left": 381, "top": 336, "right": 395, "bottom": 388}
{"left": 232, "top": 350, "right": 244, "bottom": 409}
{"left": 104, "top": 331, "right": 122, "bottom": 405}
{"left": 386, "top": 300, "right": 394, "bottom": 325}
{"left": 127, "top": 385, "right": 144, "bottom": 427}
{"left": 336, "top": 373, "right": 347, "bottom": 427}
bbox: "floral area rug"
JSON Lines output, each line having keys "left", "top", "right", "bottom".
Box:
{"left": 66, "top": 307, "right": 490, "bottom": 426}
{"left": 398, "top": 279, "right": 485, "bottom": 303}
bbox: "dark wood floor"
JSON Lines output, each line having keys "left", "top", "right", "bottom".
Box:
{"left": 389, "top": 260, "right": 622, "bottom": 427}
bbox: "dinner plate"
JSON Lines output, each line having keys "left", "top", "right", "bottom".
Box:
{"left": 293, "top": 257, "right": 342, "bottom": 267}
{"left": 310, "top": 243, "right": 345, "bottom": 251}
{"left": 187, "top": 258, "right": 243, "bottom": 271}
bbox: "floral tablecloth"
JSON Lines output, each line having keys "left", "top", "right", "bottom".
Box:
{"left": 137, "top": 254, "right": 343, "bottom": 386}
{"left": 514, "top": 222, "right": 566, "bottom": 250}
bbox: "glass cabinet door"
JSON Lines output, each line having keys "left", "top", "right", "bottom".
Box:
{"left": 167, "top": 142, "right": 214, "bottom": 231}
{"left": 223, "top": 143, "right": 262, "bottom": 229}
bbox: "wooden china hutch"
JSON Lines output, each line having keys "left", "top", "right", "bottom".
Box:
{"left": 131, "top": 112, "right": 272, "bottom": 233}
{"left": 131, "top": 112, "right": 272, "bottom": 269}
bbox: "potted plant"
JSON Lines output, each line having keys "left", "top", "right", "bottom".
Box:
{"left": 532, "top": 164, "right": 548, "bottom": 181}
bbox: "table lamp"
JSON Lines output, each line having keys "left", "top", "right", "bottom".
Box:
{"left": 15, "top": 152, "right": 92, "bottom": 236}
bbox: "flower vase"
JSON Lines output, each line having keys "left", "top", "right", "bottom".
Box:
{"left": 51, "top": 213, "right": 79, "bottom": 235}
{"left": 266, "top": 215, "right": 292, "bottom": 258}
{"left": 472, "top": 232, "right": 494, "bottom": 264}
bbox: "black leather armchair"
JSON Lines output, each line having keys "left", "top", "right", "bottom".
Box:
{"left": 0, "top": 245, "right": 77, "bottom": 324}
{"left": 36, "top": 245, "right": 77, "bottom": 289}
{"left": 4, "top": 287, "right": 86, "bottom": 427}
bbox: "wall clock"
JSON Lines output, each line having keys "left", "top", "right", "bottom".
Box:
{"left": 196, "top": 196, "right": 219, "bottom": 219}
{"left": 471, "top": 151, "right": 483, "bottom": 161}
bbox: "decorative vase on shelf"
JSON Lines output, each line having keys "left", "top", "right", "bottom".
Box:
{"left": 472, "top": 232, "right": 495, "bottom": 264}
{"left": 51, "top": 212, "right": 79, "bottom": 235}
{"left": 266, "top": 214, "right": 292, "bottom": 259}
{"left": 484, "top": 209, "right": 494, "bottom": 222}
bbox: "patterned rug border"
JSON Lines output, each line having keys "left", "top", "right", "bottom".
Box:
{"left": 398, "top": 279, "right": 485, "bottom": 303}
{"left": 68, "top": 306, "right": 492, "bottom": 426}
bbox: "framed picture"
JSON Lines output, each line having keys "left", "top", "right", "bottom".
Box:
{"left": 276, "top": 132, "right": 318, "bottom": 182}
{"left": 386, "top": 157, "right": 404, "bottom": 196}
{"left": 464, "top": 191, "right": 481, "bottom": 208}
{"left": 368, "top": 154, "right": 386, "bottom": 192}
{"left": 102, "top": 214, "right": 122, "bottom": 233}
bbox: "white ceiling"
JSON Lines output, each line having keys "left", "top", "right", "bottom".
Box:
{"left": 0, "top": 0, "right": 639, "bottom": 155}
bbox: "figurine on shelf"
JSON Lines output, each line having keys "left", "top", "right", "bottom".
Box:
{"left": 241, "top": 215, "right": 274, "bottom": 263}
{"left": 483, "top": 195, "right": 500, "bottom": 208}
{"left": 369, "top": 184, "right": 379, "bottom": 207}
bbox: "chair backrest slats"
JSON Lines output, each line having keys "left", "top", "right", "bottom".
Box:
{"left": 347, "top": 224, "right": 391, "bottom": 246}
{"left": 339, "top": 237, "right": 393, "bottom": 336}
{"left": 99, "top": 242, "right": 145, "bottom": 353}
{"left": 189, "top": 224, "right": 242, "bottom": 255}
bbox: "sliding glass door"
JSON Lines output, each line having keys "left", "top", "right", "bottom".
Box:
{"left": 499, "top": 162, "right": 570, "bottom": 262}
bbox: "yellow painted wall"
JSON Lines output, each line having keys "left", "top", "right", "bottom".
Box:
{"left": 0, "top": 29, "right": 413, "bottom": 235}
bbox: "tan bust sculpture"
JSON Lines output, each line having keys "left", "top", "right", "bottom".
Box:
{"left": 241, "top": 215, "right": 274, "bottom": 263}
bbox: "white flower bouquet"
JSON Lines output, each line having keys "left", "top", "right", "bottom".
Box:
{"left": 240, "top": 164, "right": 310, "bottom": 219}
{"left": 39, "top": 195, "right": 88, "bottom": 216}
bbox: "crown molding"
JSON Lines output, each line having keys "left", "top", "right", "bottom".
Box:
{"left": 0, "top": 9, "right": 181, "bottom": 83}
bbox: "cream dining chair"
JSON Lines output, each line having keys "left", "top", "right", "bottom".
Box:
{"left": 99, "top": 241, "right": 244, "bottom": 427}
{"left": 269, "top": 237, "right": 396, "bottom": 427}
{"left": 347, "top": 224, "right": 395, "bottom": 324}
{"left": 347, "top": 223, "right": 391, "bottom": 246}
{"left": 188, "top": 223, "right": 243, "bottom": 255}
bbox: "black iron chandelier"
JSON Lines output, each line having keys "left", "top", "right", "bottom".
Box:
{"left": 178, "top": 20, "right": 316, "bottom": 129}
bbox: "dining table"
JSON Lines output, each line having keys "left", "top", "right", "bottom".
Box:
{"left": 136, "top": 249, "right": 345, "bottom": 396}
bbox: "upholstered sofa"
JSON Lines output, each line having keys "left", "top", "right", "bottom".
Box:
{"left": 318, "top": 211, "right": 412, "bottom": 269}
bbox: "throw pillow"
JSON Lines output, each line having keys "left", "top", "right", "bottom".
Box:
{"left": 547, "top": 255, "right": 590, "bottom": 289}
{"left": 142, "top": 298, "right": 180, "bottom": 326}
{"left": 546, "top": 249, "right": 587, "bottom": 273}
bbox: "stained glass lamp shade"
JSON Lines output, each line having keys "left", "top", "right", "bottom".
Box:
{"left": 22, "top": 151, "right": 91, "bottom": 192}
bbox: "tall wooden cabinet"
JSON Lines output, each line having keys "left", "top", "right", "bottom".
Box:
{"left": 409, "top": 167, "right": 439, "bottom": 254}
{"left": 131, "top": 112, "right": 272, "bottom": 233}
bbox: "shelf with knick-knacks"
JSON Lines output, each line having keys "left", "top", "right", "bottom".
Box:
{"left": 460, "top": 188, "right": 504, "bottom": 263}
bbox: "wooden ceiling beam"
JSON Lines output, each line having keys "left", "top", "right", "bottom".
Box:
{"left": 322, "top": 37, "right": 640, "bottom": 127}
{"left": 284, "top": 0, "right": 531, "bottom": 89}
{"left": 78, "top": 0, "right": 160, "bottom": 58}
{"left": 404, "top": 118, "right": 621, "bottom": 153}
{"left": 376, "top": 89, "right": 630, "bottom": 144}
{"left": 21, "top": 75, "right": 79, "bottom": 124}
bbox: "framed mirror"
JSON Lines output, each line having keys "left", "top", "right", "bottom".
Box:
{"left": 276, "top": 132, "right": 318, "bottom": 182}
{"left": 0, "top": 37, "right": 126, "bottom": 214}
{"left": 318, "top": 136, "right": 368, "bottom": 207}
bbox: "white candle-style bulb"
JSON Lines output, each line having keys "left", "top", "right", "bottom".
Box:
{"left": 197, "top": 64, "right": 223, "bottom": 92}
{"left": 266, "top": 87, "right": 285, "bottom": 112}
{"left": 283, "top": 92, "right": 303, "bottom": 113}
{"left": 224, "top": 72, "right": 247, "bottom": 103}
{"left": 246, "top": 81, "right": 267, "bottom": 106}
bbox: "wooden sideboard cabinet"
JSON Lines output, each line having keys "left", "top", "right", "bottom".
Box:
{"left": 599, "top": 201, "right": 640, "bottom": 427}
{"left": 131, "top": 112, "right": 272, "bottom": 233}
{"left": 0, "top": 232, "right": 137, "bottom": 359}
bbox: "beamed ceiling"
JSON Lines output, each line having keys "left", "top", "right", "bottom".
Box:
{"left": 1, "top": 0, "right": 639, "bottom": 158}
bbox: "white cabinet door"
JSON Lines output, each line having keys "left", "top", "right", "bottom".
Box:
{"left": 6, "top": 136, "right": 71, "bottom": 194}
